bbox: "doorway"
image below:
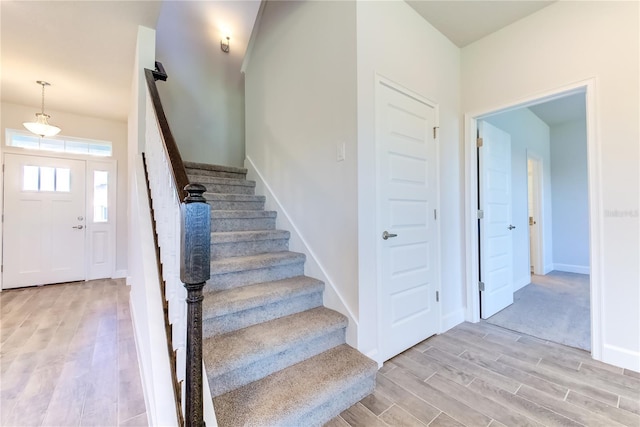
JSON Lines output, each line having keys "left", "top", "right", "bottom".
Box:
{"left": 375, "top": 77, "right": 441, "bottom": 362}
{"left": 2, "top": 151, "right": 117, "bottom": 289}
{"left": 465, "top": 80, "right": 601, "bottom": 356}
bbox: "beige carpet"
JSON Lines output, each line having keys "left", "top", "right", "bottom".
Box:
{"left": 486, "top": 271, "right": 591, "bottom": 351}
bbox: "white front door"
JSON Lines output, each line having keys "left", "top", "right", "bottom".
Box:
{"left": 3, "top": 154, "right": 86, "bottom": 288}
{"left": 479, "top": 121, "right": 514, "bottom": 318}
{"left": 377, "top": 80, "right": 439, "bottom": 362}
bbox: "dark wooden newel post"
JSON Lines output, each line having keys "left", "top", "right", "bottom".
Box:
{"left": 180, "top": 183, "right": 210, "bottom": 427}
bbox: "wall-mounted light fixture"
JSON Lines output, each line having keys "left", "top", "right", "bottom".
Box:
{"left": 220, "top": 36, "right": 230, "bottom": 53}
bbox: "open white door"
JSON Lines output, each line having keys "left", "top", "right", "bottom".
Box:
{"left": 377, "top": 80, "right": 439, "bottom": 361}
{"left": 479, "top": 121, "right": 514, "bottom": 318}
{"left": 3, "top": 153, "right": 86, "bottom": 288}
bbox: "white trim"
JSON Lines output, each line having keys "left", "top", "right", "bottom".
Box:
{"left": 374, "top": 75, "right": 442, "bottom": 364}
{"left": 113, "top": 269, "right": 128, "bottom": 279}
{"left": 241, "top": 0, "right": 267, "bottom": 75}
{"left": 602, "top": 344, "right": 640, "bottom": 373}
{"left": 552, "top": 264, "right": 590, "bottom": 275}
{"left": 244, "top": 155, "right": 359, "bottom": 347}
{"left": 464, "top": 78, "right": 603, "bottom": 361}
{"left": 441, "top": 309, "right": 466, "bottom": 333}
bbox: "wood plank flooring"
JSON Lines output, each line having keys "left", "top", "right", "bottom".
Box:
{"left": 329, "top": 322, "right": 640, "bottom": 427}
{"left": 1, "top": 279, "right": 147, "bottom": 426}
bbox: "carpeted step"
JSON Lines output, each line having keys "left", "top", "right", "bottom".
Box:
{"left": 202, "top": 276, "right": 324, "bottom": 336}
{"left": 207, "top": 252, "right": 305, "bottom": 291}
{"left": 211, "top": 210, "right": 277, "bottom": 232}
{"left": 204, "top": 307, "right": 347, "bottom": 397}
{"left": 207, "top": 193, "right": 265, "bottom": 211}
{"left": 211, "top": 230, "right": 290, "bottom": 259}
{"left": 188, "top": 175, "right": 256, "bottom": 195}
{"left": 213, "top": 344, "right": 377, "bottom": 427}
{"left": 184, "top": 161, "right": 247, "bottom": 180}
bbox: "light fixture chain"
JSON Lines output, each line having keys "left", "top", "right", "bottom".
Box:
{"left": 41, "top": 82, "right": 45, "bottom": 114}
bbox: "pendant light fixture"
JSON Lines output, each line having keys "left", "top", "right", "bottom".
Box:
{"left": 23, "top": 80, "right": 61, "bottom": 137}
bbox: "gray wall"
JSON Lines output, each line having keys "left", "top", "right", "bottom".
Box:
{"left": 155, "top": 1, "right": 246, "bottom": 167}
{"left": 550, "top": 119, "right": 589, "bottom": 272}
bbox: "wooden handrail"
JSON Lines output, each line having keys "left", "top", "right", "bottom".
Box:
{"left": 145, "top": 63, "right": 189, "bottom": 202}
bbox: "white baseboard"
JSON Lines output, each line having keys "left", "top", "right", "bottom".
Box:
{"left": 513, "top": 274, "right": 531, "bottom": 292}
{"left": 543, "top": 263, "right": 554, "bottom": 275}
{"left": 552, "top": 263, "right": 590, "bottom": 275}
{"left": 244, "top": 156, "right": 359, "bottom": 347}
{"left": 602, "top": 343, "right": 640, "bottom": 372}
{"left": 441, "top": 308, "right": 465, "bottom": 332}
{"left": 113, "top": 269, "right": 128, "bottom": 279}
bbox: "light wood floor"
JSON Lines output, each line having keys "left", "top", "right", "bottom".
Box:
{"left": 1, "top": 279, "right": 147, "bottom": 426}
{"left": 328, "top": 321, "right": 640, "bottom": 427}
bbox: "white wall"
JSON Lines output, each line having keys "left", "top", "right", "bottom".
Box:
{"left": 550, "top": 119, "right": 589, "bottom": 273}
{"left": 462, "top": 1, "right": 639, "bottom": 370}
{"left": 484, "top": 109, "right": 552, "bottom": 288}
{"left": 155, "top": 1, "right": 246, "bottom": 168}
{"left": 244, "top": 0, "right": 360, "bottom": 333}
{"left": 0, "top": 102, "right": 128, "bottom": 274}
{"left": 356, "top": 1, "right": 462, "bottom": 357}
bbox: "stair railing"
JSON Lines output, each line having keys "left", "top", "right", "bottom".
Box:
{"left": 144, "top": 62, "right": 210, "bottom": 427}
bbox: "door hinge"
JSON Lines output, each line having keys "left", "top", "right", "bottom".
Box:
{"left": 479, "top": 281, "right": 485, "bottom": 291}
{"left": 434, "top": 209, "right": 437, "bottom": 220}
{"left": 477, "top": 209, "right": 484, "bottom": 219}
{"left": 477, "top": 137, "right": 483, "bottom": 148}
{"left": 433, "top": 127, "right": 439, "bottom": 139}
{"left": 436, "top": 291, "right": 440, "bottom": 302}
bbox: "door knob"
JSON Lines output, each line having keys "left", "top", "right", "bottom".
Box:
{"left": 72, "top": 225, "right": 84, "bottom": 230}
{"left": 508, "top": 225, "right": 516, "bottom": 230}
{"left": 382, "top": 231, "right": 398, "bottom": 240}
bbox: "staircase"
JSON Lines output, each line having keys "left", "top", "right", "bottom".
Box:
{"left": 184, "top": 161, "right": 377, "bottom": 427}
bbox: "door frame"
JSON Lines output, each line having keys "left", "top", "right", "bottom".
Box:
{"left": 1, "top": 148, "right": 117, "bottom": 289}
{"left": 463, "top": 78, "right": 602, "bottom": 359}
{"left": 526, "top": 151, "right": 545, "bottom": 277}
{"left": 374, "top": 75, "right": 442, "bottom": 364}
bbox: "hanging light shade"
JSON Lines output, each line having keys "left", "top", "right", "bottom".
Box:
{"left": 23, "top": 81, "right": 61, "bottom": 137}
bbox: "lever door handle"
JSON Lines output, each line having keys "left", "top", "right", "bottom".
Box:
{"left": 508, "top": 225, "right": 516, "bottom": 230}
{"left": 382, "top": 231, "right": 398, "bottom": 240}
{"left": 72, "top": 225, "right": 84, "bottom": 230}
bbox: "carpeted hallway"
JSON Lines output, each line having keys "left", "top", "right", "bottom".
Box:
{"left": 486, "top": 271, "right": 590, "bottom": 351}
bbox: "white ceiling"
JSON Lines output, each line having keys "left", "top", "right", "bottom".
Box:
{"left": 406, "top": 0, "right": 555, "bottom": 48}
{"left": 1, "top": 1, "right": 162, "bottom": 121}
{"left": 528, "top": 93, "right": 586, "bottom": 127}
{"left": 1, "top": 1, "right": 560, "bottom": 124}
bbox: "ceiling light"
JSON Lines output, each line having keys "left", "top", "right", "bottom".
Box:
{"left": 23, "top": 81, "right": 61, "bottom": 137}
{"left": 221, "top": 36, "right": 230, "bottom": 53}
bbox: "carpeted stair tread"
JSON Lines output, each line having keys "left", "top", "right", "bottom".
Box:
{"left": 204, "top": 307, "right": 346, "bottom": 377}
{"left": 203, "top": 276, "right": 323, "bottom": 318}
{"left": 206, "top": 193, "right": 265, "bottom": 202}
{"left": 184, "top": 161, "right": 248, "bottom": 175}
{"left": 188, "top": 174, "right": 256, "bottom": 187}
{"left": 213, "top": 344, "right": 378, "bottom": 427}
{"left": 210, "top": 210, "right": 277, "bottom": 219}
{"left": 211, "top": 229, "right": 290, "bottom": 244}
{"left": 210, "top": 251, "right": 305, "bottom": 275}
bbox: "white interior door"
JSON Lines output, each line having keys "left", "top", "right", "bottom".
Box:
{"left": 377, "top": 81, "right": 439, "bottom": 361}
{"left": 3, "top": 153, "right": 86, "bottom": 288}
{"left": 479, "top": 121, "right": 514, "bottom": 318}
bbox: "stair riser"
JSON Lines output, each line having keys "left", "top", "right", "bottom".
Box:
{"left": 186, "top": 168, "right": 246, "bottom": 180}
{"left": 203, "top": 291, "right": 323, "bottom": 337}
{"left": 211, "top": 238, "right": 289, "bottom": 259}
{"left": 293, "top": 374, "right": 377, "bottom": 427}
{"left": 206, "top": 262, "right": 305, "bottom": 291}
{"left": 210, "top": 200, "right": 264, "bottom": 211}
{"left": 200, "top": 182, "right": 255, "bottom": 195}
{"left": 208, "top": 328, "right": 346, "bottom": 397}
{"left": 211, "top": 217, "right": 276, "bottom": 232}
